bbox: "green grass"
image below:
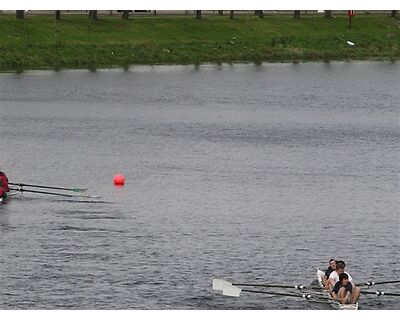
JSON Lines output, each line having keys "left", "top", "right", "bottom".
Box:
{"left": 0, "top": 14, "right": 399, "bottom": 71}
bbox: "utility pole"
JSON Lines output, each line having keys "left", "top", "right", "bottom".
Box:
{"left": 122, "top": 10, "right": 129, "bottom": 19}
{"left": 348, "top": 10, "right": 355, "bottom": 29}
{"left": 89, "top": 10, "right": 98, "bottom": 21}
{"left": 16, "top": 10, "right": 24, "bottom": 19}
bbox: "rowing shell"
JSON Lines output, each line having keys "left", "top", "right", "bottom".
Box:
{"left": 317, "top": 269, "right": 358, "bottom": 310}
{"left": 0, "top": 191, "right": 22, "bottom": 204}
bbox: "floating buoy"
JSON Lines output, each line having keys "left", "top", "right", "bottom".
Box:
{"left": 113, "top": 174, "right": 125, "bottom": 186}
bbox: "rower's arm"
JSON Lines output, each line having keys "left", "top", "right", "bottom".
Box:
{"left": 328, "top": 277, "right": 335, "bottom": 288}
{"left": 341, "top": 291, "right": 351, "bottom": 304}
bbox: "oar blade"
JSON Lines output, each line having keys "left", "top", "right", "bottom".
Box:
{"left": 222, "top": 285, "right": 242, "bottom": 297}
{"left": 213, "top": 279, "right": 232, "bottom": 291}
{"left": 72, "top": 188, "right": 88, "bottom": 193}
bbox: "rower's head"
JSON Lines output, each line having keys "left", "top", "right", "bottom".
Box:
{"left": 329, "top": 259, "right": 336, "bottom": 269}
{"left": 339, "top": 272, "right": 349, "bottom": 286}
{"left": 336, "top": 261, "right": 345, "bottom": 273}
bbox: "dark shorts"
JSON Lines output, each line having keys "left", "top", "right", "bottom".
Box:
{"left": 333, "top": 282, "right": 353, "bottom": 294}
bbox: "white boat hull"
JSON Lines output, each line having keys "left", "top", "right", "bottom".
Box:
{"left": 0, "top": 191, "right": 22, "bottom": 203}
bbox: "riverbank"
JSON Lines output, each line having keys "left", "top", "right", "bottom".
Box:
{"left": 0, "top": 14, "right": 399, "bottom": 71}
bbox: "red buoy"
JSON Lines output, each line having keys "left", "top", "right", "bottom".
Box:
{"left": 114, "top": 174, "right": 125, "bottom": 186}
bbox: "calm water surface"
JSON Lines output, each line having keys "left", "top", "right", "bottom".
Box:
{"left": 0, "top": 62, "right": 399, "bottom": 309}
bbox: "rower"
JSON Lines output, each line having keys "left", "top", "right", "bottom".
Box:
{"left": 0, "top": 168, "right": 10, "bottom": 192}
{"left": 328, "top": 261, "right": 360, "bottom": 303}
{"left": 0, "top": 186, "right": 7, "bottom": 201}
{"left": 328, "top": 261, "right": 350, "bottom": 289}
{"left": 331, "top": 271, "right": 360, "bottom": 304}
{"left": 0, "top": 168, "right": 10, "bottom": 201}
{"left": 322, "top": 259, "right": 336, "bottom": 288}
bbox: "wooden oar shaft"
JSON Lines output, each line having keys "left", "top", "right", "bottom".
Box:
{"left": 9, "top": 182, "right": 87, "bottom": 192}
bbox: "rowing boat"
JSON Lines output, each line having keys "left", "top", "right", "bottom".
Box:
{"left": 317, "top": 269, "right": 358, "bottom": 310}
{"left": 0, "top": 191, "right": 22, "bottom": 204}
{"left": 213, "top": 274, "right": 399, "bottom": 309}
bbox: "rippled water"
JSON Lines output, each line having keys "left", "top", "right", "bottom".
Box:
{"left": 0, "top": 62, "right": 399, "bottom": 309}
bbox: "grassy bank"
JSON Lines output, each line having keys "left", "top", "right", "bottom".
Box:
{"left": 0, "top": 14, "right": 399, "bottom": 71}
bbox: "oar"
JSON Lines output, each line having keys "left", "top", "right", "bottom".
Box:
{"left": 213, "top": 279, "right": 316, "bottom": 291}
{"left": 10, "top": 187, "right": 100, "bottom": 199}
{"left": 357, "top": 280, "right": 400, "bottom": 287}
{"left": 361, "top": 290, "right": 400, "bottom": 297}
{"left": 9, "top": 182, "right": 87, "bottom": 193}
{"left": 220, "top": 284, "right": 331, "bottom": 302}
{"left": 54, "top": 199, "right": 115, "bottom": 204}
